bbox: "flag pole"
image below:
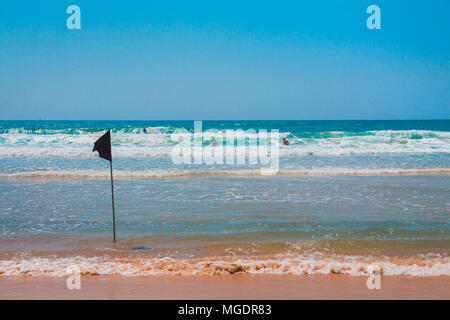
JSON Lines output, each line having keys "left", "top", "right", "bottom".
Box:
{"left": 110, "top": 159, "right": 116, "bottom": 242}
{"left": 93, "top": 129, "right": 116, "bottom": 242}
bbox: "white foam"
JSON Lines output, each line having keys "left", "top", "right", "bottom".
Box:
{"left": 0, "top": 129, "right": 448, "bottom": 158}
{"left": 0, "top": 254, "right": 448, "bottom": 277}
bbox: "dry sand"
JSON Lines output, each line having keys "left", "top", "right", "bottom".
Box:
{"left": 1, "top": 274, "right": 449, "bottom": 300}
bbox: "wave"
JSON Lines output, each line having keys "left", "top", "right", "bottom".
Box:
{"left": 2, "top": 127, "right": 449, "bottom": 138}
{"left": 0, "top": 126, "right": 175, "bottom": 135}
{"left": 0, "top": 128, "right": 448, "bottom": 158}
{"left": 0, "top": 253, "right": 448, "bottom": 277}
{"left": 0, "top": 168, "right": 448, "bottom": 180}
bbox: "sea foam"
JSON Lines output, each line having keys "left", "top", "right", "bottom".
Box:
{"left": 0, "top": 128, "right": 449, "bottom": 158}
{"left": 1, "top": 253, "right": 448, "bottom": 277}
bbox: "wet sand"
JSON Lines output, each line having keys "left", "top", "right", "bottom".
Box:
{"left": 1, "top": 275, "right": 449, "bottom": 300}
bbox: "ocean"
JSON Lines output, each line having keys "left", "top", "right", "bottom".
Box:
{"left": 0, "top": 120, "right": 449, "bottom": 276}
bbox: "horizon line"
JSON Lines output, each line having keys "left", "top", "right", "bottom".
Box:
{"left": 1, "top": 119, "right": 450, "bottom": 122}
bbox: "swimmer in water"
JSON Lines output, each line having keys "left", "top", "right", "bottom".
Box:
{"left": 283, "top": 137, "right": 290, "bottom": 146}
{"left": 143, "top": 128, "right": 147, "bottom": 134}
{"left": 211, "top": 138, "right": 218, "bottom": 146}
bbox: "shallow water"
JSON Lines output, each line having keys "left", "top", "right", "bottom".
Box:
{"left": 0, "top": 175, "right": 448, "bottom": 276}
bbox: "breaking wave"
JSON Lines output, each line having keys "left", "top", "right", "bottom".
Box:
{"left": 0, "top": 128, "right": 449, "bottom": 158}
{"left": 1, "top": 253, "right": 448, "bottom": 277}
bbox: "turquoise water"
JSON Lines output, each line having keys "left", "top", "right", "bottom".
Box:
{"left": 0, "top": 120, "right": 449, "bottom": 174}
{"left": 0, "top": 120, "right": 449, "bottom": 276}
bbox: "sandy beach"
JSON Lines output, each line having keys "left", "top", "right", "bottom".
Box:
{"left": 1, "top": 275, "right": 449, "bottom": 300}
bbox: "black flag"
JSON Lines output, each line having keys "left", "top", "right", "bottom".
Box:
{"left": 92, "top": 129, "right": 116, "bottom": 241}
{"left": 92, "top": 130, "right": 112, "bottom": 161}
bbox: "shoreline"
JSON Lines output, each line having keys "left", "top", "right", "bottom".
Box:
{"left": 0, "top": 168, "right": 449, "bottom": 181}
{"left": 1, "top": 274, "right": 449, "bottom": 300}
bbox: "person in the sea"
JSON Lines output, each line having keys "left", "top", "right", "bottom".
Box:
{"left": 211, "top": 138, "right": 218, "bottom": 146}
{"left": 143, "top": 128, "right": 147, "bottom": 134}
{"left": 283, "top": 137, "right": 290, "bottom": 146}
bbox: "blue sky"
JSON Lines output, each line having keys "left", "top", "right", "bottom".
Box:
{"left": 0, "top": 0, "right": 449, "bottom": 120}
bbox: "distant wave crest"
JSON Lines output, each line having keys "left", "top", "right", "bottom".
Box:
{"left": 0, "top": 128, "right": 449, "bottom": 158}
